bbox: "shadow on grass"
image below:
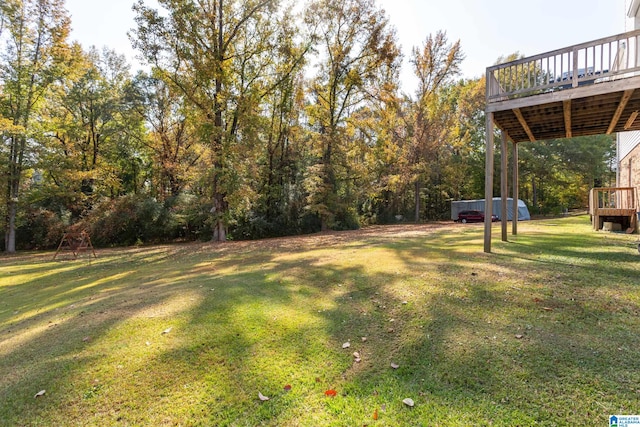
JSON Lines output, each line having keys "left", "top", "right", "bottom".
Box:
{"left": 1, "top": 218, "right": 639, "bottom": 425}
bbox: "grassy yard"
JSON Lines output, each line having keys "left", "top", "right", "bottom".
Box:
{"left": 1, "top": 216, "right": 639, "bottom": 426}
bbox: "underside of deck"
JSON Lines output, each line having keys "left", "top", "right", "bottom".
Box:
{"left": 489, "top": 76, "right": 640, "bottom": 142}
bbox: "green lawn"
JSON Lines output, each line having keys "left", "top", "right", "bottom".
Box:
{"left": 1, "top": 216, "right": 639, "bottom": 426}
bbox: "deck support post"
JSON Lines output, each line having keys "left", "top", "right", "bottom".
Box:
{"left": 501, "top": 132, "right": 508, "bottom": 242}
{"left": 484, "top": 112, "right": 495, "bottom": 253}
{"left": 512, "top": 141, "right": 519, "bottom": 235}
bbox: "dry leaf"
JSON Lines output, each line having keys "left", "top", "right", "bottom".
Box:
{"left": 353, "top": 351, "right": 360, "bottom": 358}
{"left": 34, "top": 390, "right": 46, "bottom": 398}
{"left": 361, "top": 337, "right": 367, "bottom": 342}
{"left": 82, "top": 336, "right": 90, "bottom": 342}
{"left": 315, "top": 377, "right": 321, "bottom": 383}
{"left": 390, "top": 362, "right": 399, "bottom": 369}
{"left": 387, "top": 328, "right": 394, "bottom": 333}
{"left": 342, "top": 342, "right": 351, "bottom": 349}
{"left": 161, "top": 327, "right": 172, "bottom": 335}
{"left": 355, "top": 358, "right": 362, "bottom": 363}
{"left": 373, "top": 408, "right": 378, "bottom": 420}
{"left": 542, "top": 307, "right": 554, "bottom": 311}
{"left": 284, "top": 384, "right": 292, "bottom": 391}
{"left": 402, "top": 398, "right": 415, "bottom": 407}
{"left": 515, "top": 334, "right": 524, "bottom": 339}
{"left": 258, "top": 392, "right": 270, "bottom": 401}
{"left": 401, "top": 301, "right": 408, "bottom": 305}
{"left": 325, "top": 389, "right": 337, "bottom": 397}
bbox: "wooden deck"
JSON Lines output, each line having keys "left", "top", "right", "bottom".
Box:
{"left": 484, "top": 30, "right": 640, "bottom": 251}
{"left": 487, "top": 30, "right": 640, "bottom": 142}
{"left": 589, "top": 187, "right": 638, "bottom": 232}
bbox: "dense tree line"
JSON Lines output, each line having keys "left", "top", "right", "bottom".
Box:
{"left": 0, "top": 0, "right": 615, "bottom": 252}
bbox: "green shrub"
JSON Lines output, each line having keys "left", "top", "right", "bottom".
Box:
{"left": 15, "top": 208, "right": 67, "bottom": 250}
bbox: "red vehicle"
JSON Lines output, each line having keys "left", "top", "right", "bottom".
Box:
{"left": 456, "top": 210, "right": 499, "bottom": 224}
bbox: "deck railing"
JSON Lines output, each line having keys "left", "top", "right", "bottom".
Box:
{"left": 487, "top": 30, "right": 640, "bottom": 103}
{"left": 589, "top": 187, "right": 637, "bottom": 214}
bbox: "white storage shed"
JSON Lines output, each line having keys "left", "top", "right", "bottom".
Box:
{"left": 451, "top": 198, "right": 531, "bottom": 221}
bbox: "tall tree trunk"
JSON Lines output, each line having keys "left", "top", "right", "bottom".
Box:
{"left": 5, "top": 135, "right": 24, "bottom": 253}
{"left": 532, "top": 177, "right": 538, "bottom": 211}
{"left": 210, "top": 191, "right": 227, "bottom": 242}
{"left": 4, "top": 199, "right": 17, "bottom": 253}
{"left": 414, "top": 180, "right": 421, "bottom": 223}
{"left": 320, "top": 216, "right": 329, "bottom": 232}
{"left": 209, "top": 0, "right": 228, "bottom": 242}
{"left": 319, "top": 133, "right": 335, "bottom": 231}
{"left": 213, "top": 219, "right": 227, "bottom": 242}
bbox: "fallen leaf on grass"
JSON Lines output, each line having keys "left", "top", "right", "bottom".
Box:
{"left": 325, "top": 389, "right": 337, "bottom": 397}
{"left": 390, "top": 362, "right": 399, "bottom": 369}
{"left": 284, "top": 384, "right": 292, "bottom": 391}
{"left": 258, "top": 392, "right": 270, "bottom": 401}
{"left": 373, "top": 408, "right": 378, "bottom": 420}
{"left": 515, "top": 334, "right": 524, "bottom": 339}
{"left": 387, "top": 328, "right": 394, "bottom": 333}
{"left": 361, "top": 337, "right": 367, "bottom": 342}
{"left": 353, "top": 351, "right": 360, "bottom": 359}
{"left": 342, "top": 342, "right": 351, "bottom": 349}
{"left": 82, "top": 336, "right": 90, "bottom": 342}
{"left": 34, "top": 390, "right": 46, "bottom": 398}
{"left": 161, "top": 327, "right": 172, "bottom": 335}
{"left": 542, "top": 307, "right": 554, "bottom": 311}
{"left": 402, "top": 398, "right": 414, "bottom": 407}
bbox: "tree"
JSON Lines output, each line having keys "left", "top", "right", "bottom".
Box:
{"left": 518, "top": 135, "right": 615, "bottom": 214}
{"left": 240, "top": 18, "right": 310, "bottom": 237}
{"left": 443, "top": 76, "right": 486, "bottom": 202}
{"left": 129, "top": 72, "right": 206, "bottom": 199}
{"left": 408, "top": 31, "right": 464, "bottom": 221}
{"left": 304, "top": 0, "right": 401, "bottom": 230}
{"left": 131, "top": 0, "right": 305, "bottom": 241}
{"left": 0, "top": 0, "right": 70, "bottom": 252}
{"left": 37, "top": 46, "right": 143, "bottom": 220}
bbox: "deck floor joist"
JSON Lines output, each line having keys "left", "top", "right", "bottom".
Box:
{"left": 490, "top": 76, "right": 640, "bottom": 143}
